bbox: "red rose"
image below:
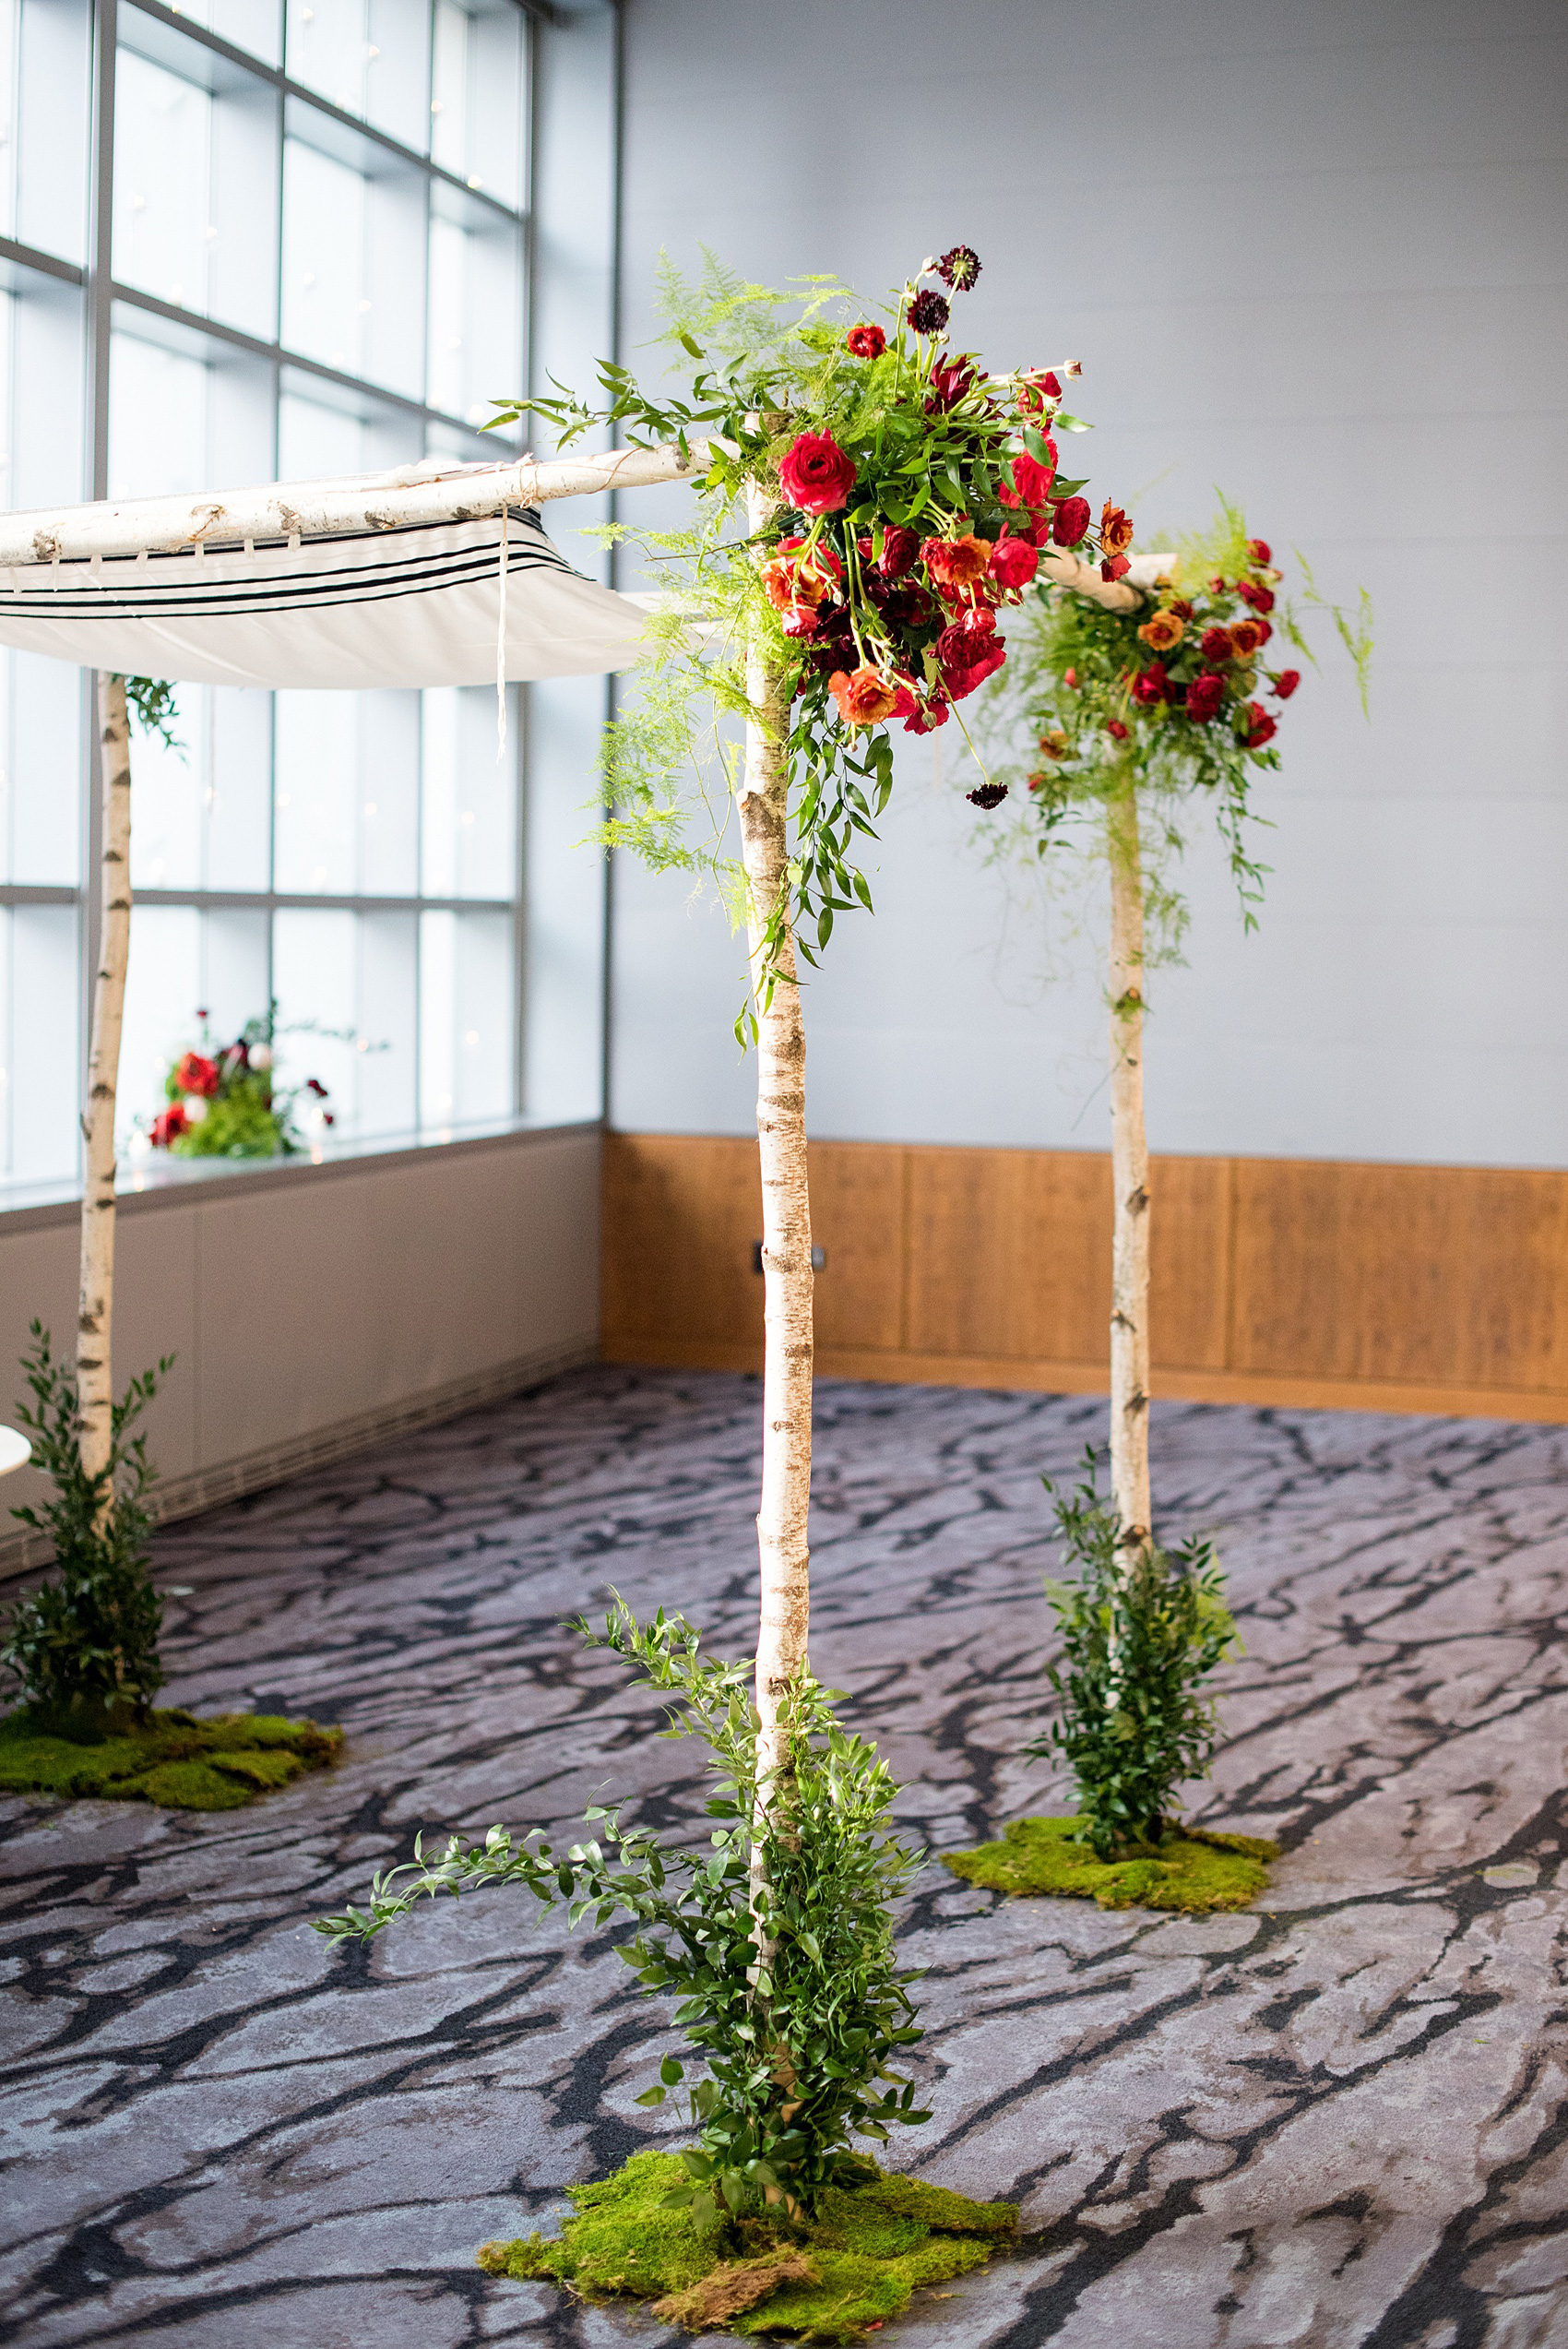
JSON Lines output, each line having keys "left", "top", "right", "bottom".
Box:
{"left": 922, "top": 533, "right": 993, "bottom": 597}
{"left": 778, "top": 432, "right": 857, "bottom": 516}
{"left": 1253, "top": 617, "right": 1273, "bottom": 645}
{"left": 1247, "top": 539, "right": 1272, "bottom": 565}
{"left": 935, "top": 622, "right": 1006, "bottom": 700}
{"left": 828, "top": 665, "right": 901, "bottom": 727}
{"left": 1051, "top": 496, "right": 1090, "bottom": 547}
{"left": 150, "top": 1104, "right": 188, "bottom": 1148}
{"left": 1270, "top": 668, "right": 1301, "bottom": 699}
{"left": 175, "top": 1050, "right": 220, "bottom": 1096}
{"left": 1243, "top": 703, "right": 1277, "bottom": 749}
{"left": 1106, "top": 719, "right": 1131, "bottom": 741}
{"left": 1000, "top": 447, "right": 1057, "bottom": 510}
{"left": 781, "top": 603, "right": 819, "bottom": 638}
{"left": 1200, "top": 626, "right": 1234, "bottom": 663}
{"left": 1236, "top": 578, "right": 1276, "bottom": 614}
{"left": 1101, "top": 554, "right": 1131, "bottom": 581}
{"left": 1185, "top": 671, "right": 1226, "bottom": 723}
{"left": 990, "top": 535, "right": 1039, "bottom": 590}
{"left": 879, "top": 526, "right": 919, "bottom": 578}
{"left": 846, "top": 324, "right": 885, "bottom": 360}
{"left": 1130, "top": 662, "right": 1169, "bottom": 706}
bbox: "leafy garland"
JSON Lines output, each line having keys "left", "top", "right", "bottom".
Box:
{"left": 970, "top": 501, "right": 1373, "bottom": 948}
{"left": 492, "top": 246, "right": 1130, "bottom": 1037}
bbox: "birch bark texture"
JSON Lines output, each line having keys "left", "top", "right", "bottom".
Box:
{"left": 739, "top": 480, "right": 814, "bottom": 1822}
{"left": 1107, "top": 773, "right": 1151, "bottom": 1561}
{"left": 77, "top": 673, "right": 132, "bottom": 1524}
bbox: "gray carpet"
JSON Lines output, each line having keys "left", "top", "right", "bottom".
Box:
{"left": 3, "top": 1366, "right": 1565, "bottom": 2348}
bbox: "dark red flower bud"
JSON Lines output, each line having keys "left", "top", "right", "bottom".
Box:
{"left": 1243, "top": 702, "right": 1277, "bottom": 749}
{"left": 1051, "top": 496, "right": 1091, "bottom": 547}
{"left": 1270, "top": 668, "right": 1301, "bottom": 699}
{"left": 1130, "top": 662, "right": 1169, "bottom": 706}
{"left": 1247, "top": 538, "right": 1272, "bottom": 565}
{"left": 1236, "top": 578, "right": 1276, "bottom": 614}
{"left": 1106, "top": 719, "right": 1131, "bottom": 740}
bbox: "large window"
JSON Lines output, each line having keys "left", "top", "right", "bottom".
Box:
{"left": 0, "top": 0, "right": 543, "bottom": 1187}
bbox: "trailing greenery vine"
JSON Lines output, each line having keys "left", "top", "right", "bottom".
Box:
{"left": 491, "top": 245, "right": 1128, "bottom": 1037}
{"left": 318, "top": 1598, "right": 930, "bottom": 2222}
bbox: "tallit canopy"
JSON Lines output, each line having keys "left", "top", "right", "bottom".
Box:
{"left": 0, "top": 449, "right": 704, "bottom": 690}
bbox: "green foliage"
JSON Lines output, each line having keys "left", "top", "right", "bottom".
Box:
{"left": 0, "top": 1705, "right": 344, "bottom": 1806}
{"left": 151, "top": 1006, "right": 345, "bottom": 1159}
{"left": 1, "top": 1324, "right": 171, "bottom": 1733}
{"left": 121, "top": 674, "right": 181, "bottom": 751}
{"left": 942, "top": 1815, "right": 1275, "bottom": 1914}
{"left": 1028, "top": 1455, "right": 1241, "bottom": 1859}
{"left": 316, "top": 1598, "right": 929, "bottom": 2219}
{"left": 492, "top": 247, "right": 1110, "bottom": 1043}
{"left": 474, "top": 2147, "right": 1015, "bottom": 2342}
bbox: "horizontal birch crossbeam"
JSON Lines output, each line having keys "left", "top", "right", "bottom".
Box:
{"left": 0, "top": 442, "right": 1170, "bottom": 618}
{"left": 0, "top": 444, "right": 712, "bottom": 566}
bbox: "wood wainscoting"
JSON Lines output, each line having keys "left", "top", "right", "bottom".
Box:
{"left": 601, "top": 1133, "right": 1568, "bottom": 1423}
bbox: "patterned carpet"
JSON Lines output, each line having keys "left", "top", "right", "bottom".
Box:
{"left": 3, "top": 1366, "right": 1566, "bottom": 2349}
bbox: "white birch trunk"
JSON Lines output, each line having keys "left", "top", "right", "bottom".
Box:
{"left": 740, "top": 482, "right": 813, "bottom": 1890}
{"left": 77, "top": 674, "right": 131, "bottom": 1523}
{"left": 1108, "top": 776, "right": 1151, "bottom": 1564}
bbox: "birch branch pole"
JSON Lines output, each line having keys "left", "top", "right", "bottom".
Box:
{"left": 77, "top": 674, "right": 132, "bottom": 1525}
{"left": 739, "top": 480, "right": 814, "bottom": 1912}
{"left": 1107, "top": 770, "right": 1151, "bottom": 1566}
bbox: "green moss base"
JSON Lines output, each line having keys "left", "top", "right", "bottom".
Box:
{"left": 0, "top": 1706, "right": 343, "bottom": 1810}
{"left": 477, "top": 2149, "right": 1016, "bottom": 2341}
{"left": 941, "top": 1815, "right": 1278, "bottom": 1914}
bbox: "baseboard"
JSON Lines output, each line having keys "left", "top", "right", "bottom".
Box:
{"left": 600, "top": 1337, "right": 1568, "bottom": 1427}
{"left": 0, "top": 1337, "right": 598, "bottom": 1581}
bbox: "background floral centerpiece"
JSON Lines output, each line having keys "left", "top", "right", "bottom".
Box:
{"left": 146, "top": 1010, "right": 334, "bottom": 1160}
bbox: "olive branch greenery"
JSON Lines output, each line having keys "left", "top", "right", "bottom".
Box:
{"left": 316, "top": 1595, "right": 929, "bottom": 2222}
{"left": 489, "top": 250, "right": 1099, "bottom": 1042}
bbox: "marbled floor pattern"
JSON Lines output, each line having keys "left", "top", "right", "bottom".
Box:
{"left": 4, "top": 1367, "right": 1568, "bottom": 2349}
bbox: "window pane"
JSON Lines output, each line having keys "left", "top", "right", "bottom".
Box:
{"left": 15, "top": 0, "right": 91, "bottom": 264}
{"left": 208, "top": 690, "right": 273, "bottom": 892}
{"left": 275, "top": 686, "right": 418, "bottom": 895}
{"left": 279, "top": 374, "right": 418, "bottom": 477}
{"left": 426, "top": 190, "right": 520, "bottom": 424}
{"left": 419, "top": 904, "right": 512, "bottom": 1130}
{"left": 285, "top": 0, "right": 427, "bottom": 149}
{"left": 120, "top": 903, "right": 202, "bottom": 1143}
{"left": 0, "top": 650, "right": 80, "bottom": 885}
{"left": 172, "top": 0, "right": 282, "bottom": 68}
{"left": 281, "top": 117, "right": 425, "bottom": 397}
{"left": 130, "top": 692, "right": 203, "bottom": 891}
{"left": 113, "top": 52, "right": 211, "bottom": 315}
{"left": 273, "top": 904, "right": 416, "bottom": 1139}
{"left": 421, "top": 685, "right": 514, "bottom": 900}
{"left": 108, "top": 331, "right": 207, "bottom": 499}
{"left": 432, "top": 0, "right": 523, "bottom": 205}
{"left": 0, "top": 903, "right": 78, "bottom": 1181}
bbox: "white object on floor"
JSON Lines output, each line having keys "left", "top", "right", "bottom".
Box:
{"left": 0, "top": 1425, "right": 30, "bottom": 1477}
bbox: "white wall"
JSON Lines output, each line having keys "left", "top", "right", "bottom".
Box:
{"left": 609, "top": 0, "right": 1568, "bottom": 1167}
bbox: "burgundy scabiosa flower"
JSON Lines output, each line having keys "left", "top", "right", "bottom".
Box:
{"left": 909, "top": 287, "right": 951, "bottom": 337}
{"left": 937, "top": 244, "right": 982, "bottom": 291}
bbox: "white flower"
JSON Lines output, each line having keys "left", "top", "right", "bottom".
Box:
{"left": 183, "top": 1094, "right": 208, "bottom": 1122}
{"left": 250, "top": 1043, "right": 272, "bottom": 1070}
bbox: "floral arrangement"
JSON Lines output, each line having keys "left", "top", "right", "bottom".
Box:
{"left": 146, "top": 1010, "right": 332, "bottom": 1159}
{"left": 492, "top": 244, "right": 1129, "bottom": 1031}
{"left": 973, "top": 502, "right": 1372, "bottom": 927}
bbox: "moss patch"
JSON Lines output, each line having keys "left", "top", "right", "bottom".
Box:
{"left": 476, "top": 2148, "right": 1016, "bottom": 2341}
{"left": 0, "top": 1706, "right": 342, "bottom": 1810}
{"left": 942, "top": 1815, "right": 1278, "bottom": 1914}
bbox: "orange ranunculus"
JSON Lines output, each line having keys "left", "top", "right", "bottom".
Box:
{"left": 921, "top": 533, "right": 992, "bottom": 596}
{"left": 828, "top": 665, "right": 901, "bottom": 727}
{"left": 1037, "top": 726, "right": 1070, "bottom": 761}
{"left": 1138, "top": 610, "right": 1185, "bottom": 652}
{"left": 1228, "top": 617, "right": 1264, "bottom": 659}
{"left": 1100, "top": 502, "right": 1134, "bottom": 559}
{"left": 760, "top": 536, "right": 843, "bottom": 614}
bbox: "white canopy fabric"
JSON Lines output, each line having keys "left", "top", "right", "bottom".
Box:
{"left": 0, "top": 504, "right": 647, "bottom": 689}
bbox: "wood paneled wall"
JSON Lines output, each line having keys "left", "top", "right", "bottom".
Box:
{"left": 602, "top": 1134, "right": 1568, "bottom": 1423}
